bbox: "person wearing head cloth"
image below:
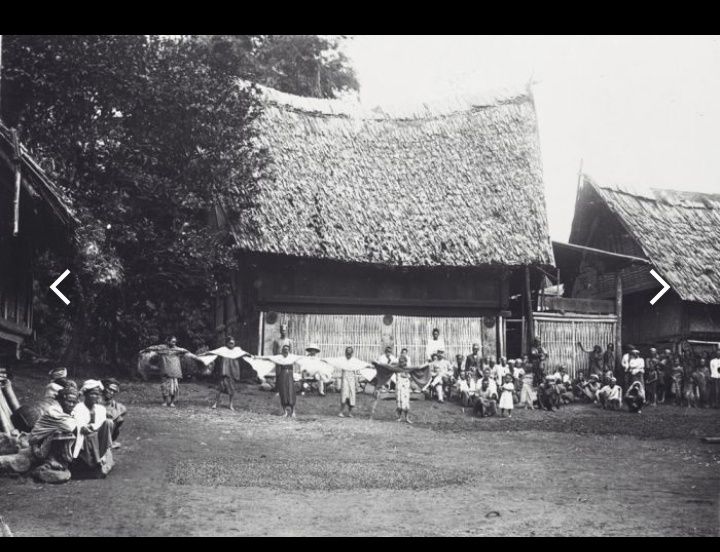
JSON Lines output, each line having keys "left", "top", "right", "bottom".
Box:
{"left": 210, "top": 336, "right": 252, "bottom": 411}
{"left": 628, "top": 349, "right": 645, "bottom": 383}
{"left": 70, "top": 380, "right": 115, "bottom": 472}
{"left": 257, "top": 344, "right": 302, "bottom": 417}
{"left": 102, "top": 378, "right": 127, "bottom": 444}
{"left": 373, "top": 355, "right": 431, "bottom": 423}
{"left": 48, "top": 367, "right": 68, "bottom": 386}
{"left": 300, "top": 344, "right": 332, "bottom": 396}
{"left": 140, "top": 336, "right": 203, "bottom": 407}
{"left": 29, "top": 387, "right": 80, "bottom": 473}
{"left": 324, "top": 347, "right": 373, "bottom": 418}
{"left": 597, "top": 377, "right": 622, "bottom": 410}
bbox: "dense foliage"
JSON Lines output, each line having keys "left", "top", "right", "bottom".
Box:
{"left": 0, "top": 35, "right": 358, "bottom": 370}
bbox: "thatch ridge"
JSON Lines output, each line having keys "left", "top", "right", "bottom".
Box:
{"left": 576, "top": 176, "right": 720, "bottom": 304}
{"left": 229, "top": 83, "right": 555, "bottom": 269}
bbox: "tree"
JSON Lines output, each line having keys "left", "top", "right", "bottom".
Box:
{"left": 1, "top": 34, "right": 358, "bottom": 369}
{"left": 1, "top": 35, "right": 266, "bottom": 368}
{"left": 199, "top": 35, "right": 359, "bottom": 98}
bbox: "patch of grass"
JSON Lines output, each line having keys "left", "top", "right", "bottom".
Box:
{"left": 166, "top": 456, "right": 471, "bottom": 491}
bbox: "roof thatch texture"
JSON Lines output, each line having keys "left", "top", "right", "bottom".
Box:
{"left": 229, "top": 84, "right": 554, "bottom": 269}
{"left": 0, "top": 123, "right": 77, "bottom": 228}
{"left": 572, "top": 177, "right": 720, "bottom": 304}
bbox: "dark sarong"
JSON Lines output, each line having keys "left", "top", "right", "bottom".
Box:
{"left": 75, "top": 420, "right": 114, "bottom": 469}
{"left": 276, "top": 366, "right": 296, "bottom": 408}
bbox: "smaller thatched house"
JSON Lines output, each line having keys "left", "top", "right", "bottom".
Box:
{"left": 0, "top": 123, "right": 76, "bottom": 358}
{"left": 567, "top": 175, "right": 720, "bottom": 351}
{"left": 213, "top": 84, "right": 555, "bottom": 361}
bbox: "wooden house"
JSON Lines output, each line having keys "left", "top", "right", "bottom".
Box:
{"left": 0, "top": 123, "right": 76, "bottom": 358}
{"left": 213, "top": 85, "right": 556, "bottom": 363}
{"left": 566, "top": 175, "right": 720, "bottom": 353}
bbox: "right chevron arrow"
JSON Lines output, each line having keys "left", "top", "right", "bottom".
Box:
{"left": 649, "top": 269, "right": 670, "bottom": 306}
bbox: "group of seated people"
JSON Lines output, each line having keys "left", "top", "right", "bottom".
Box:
{"left": 23, "top": 367, "right": 126, "bottom": 480}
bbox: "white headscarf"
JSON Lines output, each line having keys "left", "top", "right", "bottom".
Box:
{"left": 80, "top": 379, "right": 104, "bottom": 394}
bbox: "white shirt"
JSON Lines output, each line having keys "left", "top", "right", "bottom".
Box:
{"left": 710, "top": 358, "right": 720, "bottom": 379}
{"left": 600, "top": 384, "right": 622, "bottom": 401}
{"left": 621, "top": 353, "right": 630, "bottom": 371}
{"left": 629, "top": 358, "right": 645, "bottom": 375}
{"left": 375, "top": 353, "right": 398, "bottom": 365}
{"left": 425, "top": 338, "right": 445, "bottom": 361}
{"left": 71, "top": 402, "right": 108, "bottom": 458}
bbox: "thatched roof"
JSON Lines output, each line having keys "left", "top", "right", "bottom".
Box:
{"left": 228, "top": 84, "right": 554, "bottom": 269}
{"left": 0, "top": 123, "right": 77, "bottom": 228}
{"left": 571, "top": 176, "right": 720, "bottom": 304}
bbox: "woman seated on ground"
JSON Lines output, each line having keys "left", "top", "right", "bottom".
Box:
{"left": 598, "top": 377, "right": 622, "bottom": 410}
{"left": 71, "top": 380, "right": 115, "bottom": 474}
{"left": 473, "top": 378, "right": 498, "bottom": 418}
{"left": 624, "top": 380, "right": 645, "bottom": 413}
{"left": 101, "top": 378, "right": 126, "bottom": 445}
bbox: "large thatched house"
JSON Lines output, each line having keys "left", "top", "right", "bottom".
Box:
{"left": 0, "top": 123, "right": 76, "bottom": 358}
{"left": 567, "top": 175, "right": 720, "bottom": 351}
{"left": 213, "top": 85, "right": 555, "bottom": 362}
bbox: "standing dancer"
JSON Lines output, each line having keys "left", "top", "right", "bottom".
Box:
{"left": 258, "top": 344, "right": 301, "bottom": 417}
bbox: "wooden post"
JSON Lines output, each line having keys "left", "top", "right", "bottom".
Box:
{"left": 525, "top": 266, "right": 535, "bottom": 354}
{"left": 615, "top": 273, "right": 623, "bottom": 376}
{"left": 11, "top": 128, "right": 22, "bottom": 236}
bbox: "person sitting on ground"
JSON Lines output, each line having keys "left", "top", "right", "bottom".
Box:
{"left": 536, "top": 375, "right": 561, "bottom": 411}
{"left": 624, "top": 380, "right": 645, "bottom": 413}
{"left": 303, "top": 344, "right": 333, "bottom": 396}
{"left": 101, "top": 378, "right": 126, "bottom": 445}
{"left": 598, "top": 377, "right": 622, "bottom": 410}
{"left": 481, "top": 367, "right": 498, "bottom": 397}
{"left": 29, "top": 387, "right": 80, "bottom": 474}
{"left": 424, "top": 350, "right": 452, "bottom": 403}
{"left": 498, "top": 374, "right": 515, "bottom": 418}
{"left": 578, "top": 374, "right": 601, "bottom": 403}
{"left": 457, "top": 370, "right": 479, "bottom": 407}
{"left": 474, "top": 378, "right": 498, "bottom": 418}
{"left": 71, "top": 381, "right": 115, "bottom": 474}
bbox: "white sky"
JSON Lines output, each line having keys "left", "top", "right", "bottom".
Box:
{"left": 345, "top": 35, "right": 720, "bottom": 241}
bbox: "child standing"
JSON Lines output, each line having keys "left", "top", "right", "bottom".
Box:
{"left": 519, "top": 363, "right": 536, "bottom": 409}
{"left": 499, "top": 374, "right": 515, "bottom": 418}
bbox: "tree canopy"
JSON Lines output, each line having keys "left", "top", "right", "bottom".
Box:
{"left": 0, "top": 34, "right": 358, "bottom": 368}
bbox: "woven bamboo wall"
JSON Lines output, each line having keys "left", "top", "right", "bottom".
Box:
{"left": 534, "top": 315, "right": 616, "bottom": 379}
{"left": 263, "top": 312, "right": 490, "bottom": 366}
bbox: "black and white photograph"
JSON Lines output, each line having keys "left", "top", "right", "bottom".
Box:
{"left": 0, "top": 35, "right": 718, "bottom": 537}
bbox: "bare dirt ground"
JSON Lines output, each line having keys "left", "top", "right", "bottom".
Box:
{"left": 1, "top": 368, "right": 719, "bottom": 536}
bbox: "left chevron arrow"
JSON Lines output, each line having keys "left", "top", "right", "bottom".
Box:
{"left": 50, "top": 269, "right": 71, "bottom": 305}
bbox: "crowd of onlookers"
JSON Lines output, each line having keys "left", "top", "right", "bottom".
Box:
{"left": 411, "top": 339, "right": 720, "bottom": 416}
